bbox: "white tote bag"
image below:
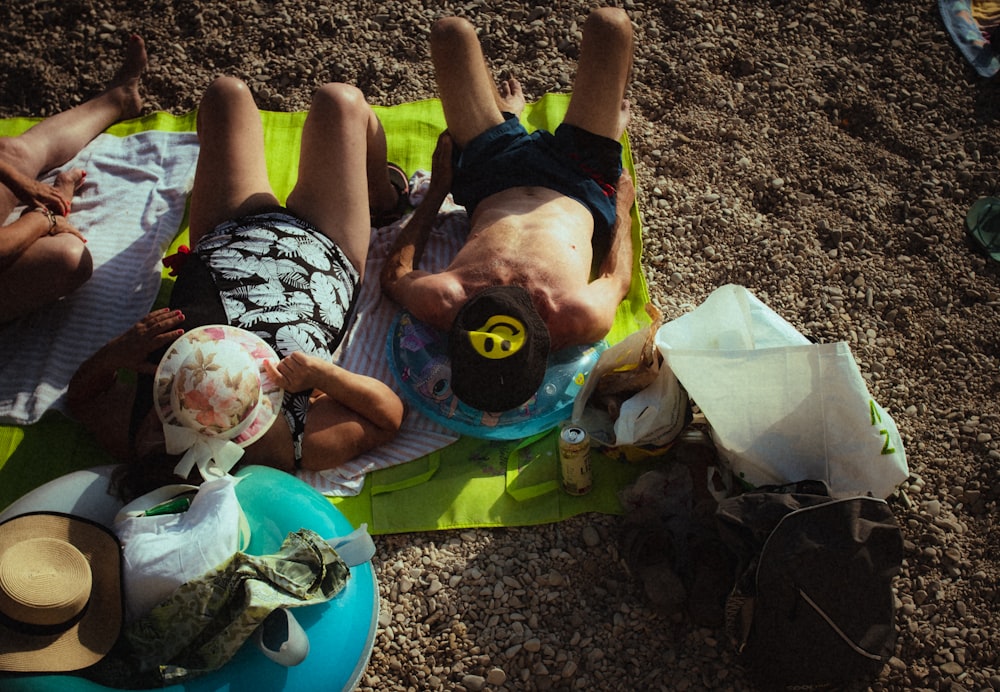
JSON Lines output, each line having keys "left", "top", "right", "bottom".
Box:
{"left": 655, "top": 285, "right": 908, "bottom": 499}
{"left": 113, "top": 474, "right": 251, "bottom": 622}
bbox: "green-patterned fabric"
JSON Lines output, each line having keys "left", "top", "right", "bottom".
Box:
{"left": 86, "top": 528, "right": 347, "bottom": 687}
{"left": 0, "top": 96, "right": 653, "bottom": 534}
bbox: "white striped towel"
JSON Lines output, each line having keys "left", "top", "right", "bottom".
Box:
{"left": 0, "top": 130, "right": 199, "bottom": 426}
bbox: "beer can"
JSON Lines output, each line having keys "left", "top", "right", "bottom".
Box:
{"left": 559, "top": 424, "right": 592, "bottom": 495}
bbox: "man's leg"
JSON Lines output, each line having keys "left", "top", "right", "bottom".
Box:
{"left": 429, "top": 17, "right": 507, "bottom": 148}
{"left": 0, "top": 34, "right": 147, "bottom": 220}
{"left": 562, "top": 7, "right": 634, "bottom": 140}
{"left": 285, "top": 83, "right": 391, "bottom": 277}
{"left": 187, "top": 77, "right": 278, "bottom": 245}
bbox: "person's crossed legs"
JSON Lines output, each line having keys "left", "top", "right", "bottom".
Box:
{"left": 0, "top": 35, "right": 148, "bottom": 322}
{"left": 0, "top": 34, "right": 147, "bottom": 221}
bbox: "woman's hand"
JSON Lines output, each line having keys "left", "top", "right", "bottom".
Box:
{"left": 265, "top": 350, "right": 325, "bottom": 393}
{"left": 104, "top": 308, "right": 186, "bottom": 374}
{"left": 12, "top": 177, "right": 70, "bottom": 216}
{"left": 68, "top": 309, "right": 185, "bottom": 425}
{"left": 49, "top": 215, "right": 87, "bottom": 242}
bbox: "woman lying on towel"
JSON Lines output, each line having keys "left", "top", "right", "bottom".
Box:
{"left": 68, "top": 77, "right": 406, "bottom": 499}
{"left": 0, "top": 35, "right": 148, "bottom": 322}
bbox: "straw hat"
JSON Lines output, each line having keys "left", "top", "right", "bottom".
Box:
{"left": 154, "top": 324, "right": 283, "bottom": 479}
{"left": 0, "top": 512, "right": 123, "bottom": 672}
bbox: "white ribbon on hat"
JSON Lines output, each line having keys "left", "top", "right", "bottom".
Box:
{"left": 164, "top": 424, "right": 245, "bottom": 480}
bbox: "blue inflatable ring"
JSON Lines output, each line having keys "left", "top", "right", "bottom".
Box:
{"left": 0, "top": 465, "right": 378, "bottom": 692}
{"left": 386, "top": 309, "right": 606, "bottom": 440}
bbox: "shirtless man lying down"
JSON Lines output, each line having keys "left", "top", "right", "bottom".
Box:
{"left": 381, "top": 7, "right": 636, "bottom": 413}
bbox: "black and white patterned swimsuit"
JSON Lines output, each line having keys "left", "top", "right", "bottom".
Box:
{"left": 169, "top": 209, "right": 361, "bottom": 466}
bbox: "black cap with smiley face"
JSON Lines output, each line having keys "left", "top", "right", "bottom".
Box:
{"left": 448, "top": 286, "right": 551, "bottom": 412}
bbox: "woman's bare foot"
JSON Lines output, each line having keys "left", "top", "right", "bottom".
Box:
{"left": 52, "top": 169, "right": 87, "bottom": 213}
{"left": 106, "top": 34, "right": 147, "bottom": 119}
{"left": 497, "top": 78, "right": 526, "bottom": 117}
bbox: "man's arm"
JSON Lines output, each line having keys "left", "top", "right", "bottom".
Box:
{"left": 595, "top": 170, "right": 636, "bottom": 294}
{"left": 550, "top": 171, "right": 636, "bottom": 349}
{"left": 380, "top": 132, "right": 453, "bottom": 305}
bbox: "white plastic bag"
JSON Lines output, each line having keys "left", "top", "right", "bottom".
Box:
{"left": 113, "top": 474, "right": 250, "bottom": 621}
{"left": 571, "top": 305, "right": 688, "bottom": 448}
{"left": 655, "top": 285, "right": 908, "bottom": 499}
{"left": 612, "top": 363, "right": 688, "bottom": 446}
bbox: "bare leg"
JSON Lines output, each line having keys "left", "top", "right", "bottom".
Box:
{"left": 562, "top": 8, "right": 634, "bottom": 140}
{"left": 286, "top": 83, "right": 391, "bottom": 277}
{"left": 0, "top": 35, "right": 147, "bottom": 220}
{"left": 0, "top": 170, "right": 91, "bottom": 321}
{"left": 0, "top": 238, "right": 92, "bottom": 322}
{"left": 187, "top": 77, "right": 278, "bottom": 245}
{"left": 429, "top": 17, "right": 507, "bottom": 148}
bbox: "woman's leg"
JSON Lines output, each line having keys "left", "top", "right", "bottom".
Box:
{"left": 429, "top": 17, "right": 507, "bottom": 148}
{"left": 0, "top": 235, "right": 92, "bottom": 322}
{"left": 0, "top": 35, "right": 147, "bottom": 220}
{"left": 562, "top": 7, "right": 634, "bottom": 140}
{"left": 0, "top": 168, "right": 94, "bottom": 321}
{"left": 187, "top": 77, "right": 278, "bottom": 245}
{"left": 285, "top": 83, "right": 394, "bottom": 277}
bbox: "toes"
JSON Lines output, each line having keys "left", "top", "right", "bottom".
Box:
{"left": 54, "top": 169, "right": 86, "bottom": 194}
{"left": 124, "top": 34, "right": 148, "bottom": 76}
{"left": 113, "top": 34, "right": 148, "bottom": 85}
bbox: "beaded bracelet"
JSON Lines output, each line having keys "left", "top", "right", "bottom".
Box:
{"left": 32, "top": 206, "right": 57, "bottom": 234}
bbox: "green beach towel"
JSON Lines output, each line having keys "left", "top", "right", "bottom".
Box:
{"left": 0, "top": 95, "right": 655, "bottom": 534}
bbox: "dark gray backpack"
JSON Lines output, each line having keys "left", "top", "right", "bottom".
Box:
{"left": 715, "top": 480, "right": 903, "bottom": 690}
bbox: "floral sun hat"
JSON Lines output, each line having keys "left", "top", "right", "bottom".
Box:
{"left": 154, "top": 325, "right": 283, "bottom": 480}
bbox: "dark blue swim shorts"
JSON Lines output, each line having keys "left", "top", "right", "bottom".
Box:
{"left": 450, "top": 113, "right": 623, "bottom": 241}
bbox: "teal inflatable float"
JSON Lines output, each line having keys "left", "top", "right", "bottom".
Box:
{"left": 387, "top": 309, "right": 605, "bottom": 439}
{"left": 0, "top": 465, "right": 378, "bottom": 692}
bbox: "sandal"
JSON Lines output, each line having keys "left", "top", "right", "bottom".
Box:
{"left": 372, "top": 163, "right": 410, "bottom": 227}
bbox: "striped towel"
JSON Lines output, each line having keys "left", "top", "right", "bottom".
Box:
{"left": 0, "top": 130, "right": 199, "bottom": 425}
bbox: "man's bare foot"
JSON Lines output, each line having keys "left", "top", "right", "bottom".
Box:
{"left": 615, "top": 99, "right": 631, "bottom": 140}
{"left": 53, "top": 169, "right": 87, "bottom": 213}
{"left": 107, "top": 34, "right": 147, "bottom": 119}
{"left": 497, "top": 78, "right": 526, "bottom": 117}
